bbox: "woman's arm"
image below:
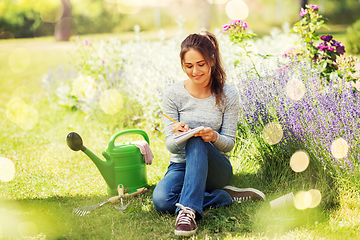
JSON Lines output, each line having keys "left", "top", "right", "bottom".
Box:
{"left": 212, "top": 87, "right": 240, "bottom": 152}
{"left": 163, "top": 88, "right": 181, "bottom": 153}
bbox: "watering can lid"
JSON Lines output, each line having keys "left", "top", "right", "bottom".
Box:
{"left": 106, "top": 129, "right": 149, "bottom": 153}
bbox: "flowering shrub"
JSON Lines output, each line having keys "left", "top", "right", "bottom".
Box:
{"left": 222, "top": 20, "right": 262, "bottom": 78}
{"left": 290, "top": 4, "right": 358, "bottom": 85}
{"left": 221, "top": 10, "right": 359, "bottom": 182}
{"left": 292, "top": 3, "right": 328, "bottom": 59}
{"left": 314, "top": 35, "right": 346, "bottom": 81}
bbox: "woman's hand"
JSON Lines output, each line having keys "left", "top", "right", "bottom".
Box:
{"left": 194, "top": 127, "right": 217, "bottom": 143}
{"left": 172, "top": 122, "right": 190, "bottom": 136}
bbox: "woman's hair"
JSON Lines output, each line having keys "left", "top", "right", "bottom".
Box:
{"left": 180, "top": 31, "right": 226, "bottom": 108}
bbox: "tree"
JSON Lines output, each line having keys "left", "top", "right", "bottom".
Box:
{"left": 55, "top": 0, "right": 73, "bottom": 41}
{"left": 300, "top": 0, "right": 308, "bottom": 9}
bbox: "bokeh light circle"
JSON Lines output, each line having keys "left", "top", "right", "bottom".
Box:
{"left": 308, "top": 189, "right": 322, "bottom": 208}
{"left": 0, "top": 157, "right": 16, "bottom": 182}
{"left": 6, "top": 97, "right": 27, "bottom": 124}
{"left": 6, "top": 97, "right": 39, "bottom": 131}
{"left": 225, "top": 0, "right": 249, "bottom": 20}
{"left": 286, "top": 78, "right": 306, "bottom": 101}
{"left": 262, "top": 122, "right": 283, "bottom": 145}
{"left": 17, "top": 104, "right": 39, "bottom": 131}
{"left": 99, "top": 89, "right": 124, "bottom": 115}
{"left": 290, "top": 150, "right": 310, "bottom": 172}
{"left": 8, "top": 48, "right": 31, "bottom": 73}
{"left": 294, "top": 191, "right": 312, "bottom": 210}
{"left": 40, "top": 0, "right": 64, "bottom": 23}
{"left": 207, "top": 0, "right": 228, "bottom": 4}
{"left": 72, "top": 75, "right": 97, "bottom": 101}
{"left": 117, "top": 0, "right": 143, "bottom": 14}
{"left": 331, "top": 137, "right": 349, "bottom": 159}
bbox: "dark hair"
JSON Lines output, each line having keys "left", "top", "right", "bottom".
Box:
{"left": 180, "top": 31, "right": 226, "bottom": 108}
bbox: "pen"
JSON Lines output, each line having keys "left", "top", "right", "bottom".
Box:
{"left": 162, "top": 113, "right": 178, "bottom": 123}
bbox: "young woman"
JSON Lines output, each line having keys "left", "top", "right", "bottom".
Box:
{"left": 152, "top": 31, "right": 265, "bottom": 237}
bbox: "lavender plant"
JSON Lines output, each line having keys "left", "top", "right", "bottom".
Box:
{"left": 236, "top": 57, "right": 360, "bottom": 184}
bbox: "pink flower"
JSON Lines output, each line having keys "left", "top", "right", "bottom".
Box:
{"left": 84, "top": 38, "right": 89, "bottom": 45}
{"left": 310, "top": 4, "right": 319, "bottom": 10}
{"left": 242, "top": 21, "right": 248, "bottom": 29}
{"left": 235, "top": 20, "right": 242, "bottom": 25}
{"left": 222, "top": 24, "right": 230, "bottom": 32}
{"left": 300, "top": 9, "right": 307, "bottom": 17}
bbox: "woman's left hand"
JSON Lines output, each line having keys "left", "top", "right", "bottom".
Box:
{"left": 194, "top": 127, "right": 217, "bottom": 143}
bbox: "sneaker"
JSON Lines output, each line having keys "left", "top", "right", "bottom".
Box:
{"left": 223, "top": 185, "right": 266, "bottom": 203}
{"left": 174, "top": 203, "right": 197, "bottom": 236}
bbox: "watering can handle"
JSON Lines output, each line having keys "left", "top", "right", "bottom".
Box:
{"left": 108, "top": 129, "right": 150, "bottom": 150}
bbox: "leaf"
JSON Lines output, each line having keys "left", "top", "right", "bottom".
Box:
{"left": 321, "top": 61, "right": 327, "bottom": 69}
{"left": 322, "top": 24, "right": 330, "bottom": 30}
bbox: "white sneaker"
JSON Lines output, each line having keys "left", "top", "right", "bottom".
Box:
{"left": 223, "top": 185, "right": 266, "bottom": 203}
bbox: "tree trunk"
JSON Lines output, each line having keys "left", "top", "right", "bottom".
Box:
{"left": 300, "top": 0, "right": 308, "bottom": 9}
{"left": 55, "top": 0, "right": 73, "bottom": 41}
{"left": 196, "top": 0, "right": 212, "bottom": 31}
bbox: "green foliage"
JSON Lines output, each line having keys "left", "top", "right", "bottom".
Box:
{"left": 346, "top": 19, "right": 360, "bottom": 54}
{"left": 0, "top": 0, "right": 125, "bottom": 38}
{"left": 0, "top": 0, "right": 41, "bottom": 38}
{"left": 289, "top": 4, "right": 358, "bottom": 85}
{"left": 324, "top": 0, "right": 360, "bottom": 25}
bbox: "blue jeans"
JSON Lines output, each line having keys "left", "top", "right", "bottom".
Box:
{"left": 152, "top": 137, "right": 233, "bottom": 219}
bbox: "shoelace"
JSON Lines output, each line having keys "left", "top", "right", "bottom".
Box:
{"left": 175, "top": 203, "right": 196, "bottom": 225}
{"left": 234, "top": 196, "right": 252, "bottom": 203}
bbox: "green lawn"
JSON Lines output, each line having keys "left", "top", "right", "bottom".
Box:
{"left": 1, "top": 34, "right": 360, "bottom": 239}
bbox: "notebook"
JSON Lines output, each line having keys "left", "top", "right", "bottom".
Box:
{"left": 174, "top": 126, "right": 204, "bottom": 149}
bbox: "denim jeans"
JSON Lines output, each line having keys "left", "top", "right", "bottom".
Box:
{"left": 152, "top": 137, "right": 233, "bottom": 219}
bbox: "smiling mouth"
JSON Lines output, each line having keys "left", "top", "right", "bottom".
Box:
{"left": 193, "top": 75, "right": 203, "bottom": 80}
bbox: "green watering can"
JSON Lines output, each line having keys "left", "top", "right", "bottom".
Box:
{"left": 66, "top": 129, "right": 149, "bottom": 195}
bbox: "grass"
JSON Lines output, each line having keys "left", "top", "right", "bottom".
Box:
{"left": 1, "top": 33, "right": 360, "bottom": 239}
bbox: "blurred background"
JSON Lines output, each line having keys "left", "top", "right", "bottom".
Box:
{"left": 1, "top": 0, "right": 360, "bottom": 41}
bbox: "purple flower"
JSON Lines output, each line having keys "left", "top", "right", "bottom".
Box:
{"left": 300, "top": 9, "right": 307, "bottom": 17}
{"left": 222, "top": 24, "right": 230, "bottom": 32}
{"left": 310, "top": 4, "right": 319, "bottom": 10}
{"left": 336, "top": 43, "right": 346, "bottom": 55}
{"left": 321, "top": 35, "right": 333, "bottom": 42}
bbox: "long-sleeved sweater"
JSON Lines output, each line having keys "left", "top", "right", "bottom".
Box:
{"left": 162, "top": 80, "right": 240, "bottom": 163}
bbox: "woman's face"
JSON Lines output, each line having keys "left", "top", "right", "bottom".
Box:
{"left": 183, "top": 49, "right": 212, "bottom": 87}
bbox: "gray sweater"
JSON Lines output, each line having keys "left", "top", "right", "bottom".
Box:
{"left": 163, "top": 80, "right": 240, "bottom": 163}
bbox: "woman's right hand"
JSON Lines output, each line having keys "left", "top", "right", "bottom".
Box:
{"left": 172, "top": 122, "right": 189, "bottom": 136}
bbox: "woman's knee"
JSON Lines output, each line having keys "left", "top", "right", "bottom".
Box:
{"left": 152, "top": 186, "right": 176, "bottom": 214}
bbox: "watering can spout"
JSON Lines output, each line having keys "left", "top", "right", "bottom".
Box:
{"left": 66, "top": 132, "right": 116, "bottom": 190}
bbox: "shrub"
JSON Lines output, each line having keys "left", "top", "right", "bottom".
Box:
{"left": 346, "top": 19, "right": 360, "bottom": 55}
